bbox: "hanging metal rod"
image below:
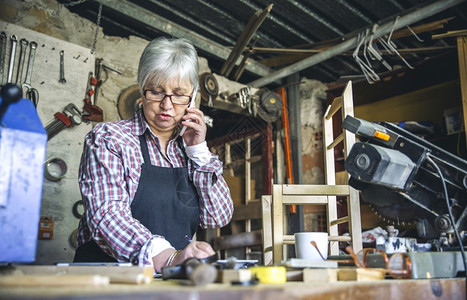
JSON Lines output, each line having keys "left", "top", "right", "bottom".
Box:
{"left": 247, "top": 45, "right": 456, "bottom": 55}
{"left": 248, "top": 0, "right": 466, "bottom": 88}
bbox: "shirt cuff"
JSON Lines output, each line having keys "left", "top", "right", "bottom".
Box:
{"left": 185, "top": 141, "right": 211, "bottom": 166}
{"left": 139, "top": 236, "right": 174, "bottom": 269}
{"left": 150, "top": 237, "right": 174, "bottom": 259}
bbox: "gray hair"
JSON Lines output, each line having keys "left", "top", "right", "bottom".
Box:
{"left": 137, "top": 37, "right": 199, "bottom": 93}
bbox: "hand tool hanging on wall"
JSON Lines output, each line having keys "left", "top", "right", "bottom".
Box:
{"left": 7, "top": 35, "right": 17, "bottom": 83}
{"left": 82, "top": 71, "right": 102, "bottom": 122}
{"left": 0, "top": 32, "right": 7, "bottom": 85}
{"left": 59, "top": 50, "right": 66, "bottom": 84}
{"left": 15, "top": 38, "right": 28, "bottom": 85}
{"left": 84, "top": 71, "right": 96, "bottom": 103}
{"left": 94, "top": 58, "right": 102, "bottom": 105}
{"left": 87, "top": 58, "right": 121, "bottom": 122}
{"left": 44, "top": 103, "right": 83, "bottom": 140}
{"left": 21, "top": 41, "right": 37, "bottom": 101}
{"left": 94, "top": 58, "right": 122, "bottom": 106}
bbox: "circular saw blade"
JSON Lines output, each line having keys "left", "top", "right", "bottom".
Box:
{"left": 361, "top": 185, "right": 420, "bottom": 225}
{"left": 117, "top": 84, "right": 143, "bottom": 120}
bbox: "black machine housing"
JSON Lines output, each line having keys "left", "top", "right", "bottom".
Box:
{"left": 343, "top": 116, "right": 467, "bottom": 248}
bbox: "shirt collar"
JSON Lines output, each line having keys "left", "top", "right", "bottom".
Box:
{"left": 132, "top": 109, "right": 149, "bottom": 137}
{"left": 132, "top": 109, "right": 183, "bottom": 142}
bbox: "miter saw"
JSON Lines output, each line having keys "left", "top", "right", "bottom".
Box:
{"left": 342, "top": 116, "right": 467, "bottom": 249}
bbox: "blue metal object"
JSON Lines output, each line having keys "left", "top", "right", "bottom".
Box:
{"left": 0, "top": 94, "right": 47, "bottom": 263}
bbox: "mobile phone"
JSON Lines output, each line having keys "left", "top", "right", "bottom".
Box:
{"left": 179, "top": 89, "right": 197, "bottom": 136}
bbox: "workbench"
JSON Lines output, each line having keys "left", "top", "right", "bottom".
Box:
{"left": 0, "top": 276, "right": 464, "bottom": 300}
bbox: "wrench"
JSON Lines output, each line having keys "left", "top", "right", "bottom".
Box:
{"left": 7, "top": 35, "right": 17, "bottom": 83}
{"left": 15, "top": 38, "right": 29, "bottom": 85}
{"left": 0, "top": 32, "right": 7, "bottom": 85}
{"left": 22, "top": 41, "right": 37, "bottom": 90}
{"left": 59, "top": 50, "right": 66, "bottom": 83}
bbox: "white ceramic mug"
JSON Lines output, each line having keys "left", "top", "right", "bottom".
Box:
{"left": 294, "top": 232, "right": 329, "bottom": 261}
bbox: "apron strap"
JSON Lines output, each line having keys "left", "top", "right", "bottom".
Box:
{"left": 138, "top": 134, "right": 151, "bottom": 164}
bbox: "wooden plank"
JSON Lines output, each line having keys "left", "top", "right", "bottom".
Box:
{"left": 325, "top": 96, "right": 342, "bottom": 120}
{"left": 330, "top": 216, "right": 350, "bottom": 226}
{"left": 262, "top": 123, "right": 273, "bottom": 195}
{"left": 338, "top": 267, "right": 385, "bottom": 281}
{"left": 220, "top": 8, "right": 261, "bottom": 76}
{"left": 7, "top": 265, "right": 153, "bottom": 285}
{"left": 261, "top": 195, "right": 273, "bottom": 266}
{"left": 327, "top": 133, "right": 344, "bottom": 150}
{"left": 456, "top": 35, "right": 467, "bottom": 150}
{"left": 348, "top": 187, "right": 363, "bottom": 253}
{"left": 340, "top": 81, "right": 362, "bottom": 255}
{"left": 432, "top": 29, "right": 467, "bottom": 39}
{"left": 212, "top": 230, "right": 262, "bottom": 250}
{"left": 217, "top": 269, "right": 252, "bottom": 283}
{"left": 303, "top": 268, "right": 338, "bottom": 283}
{"left": 282, "top": 184, "right": 350, "bottom": 195}
{"left": 231, "top": 202, "right": 262, "bottom": 221}
{"left": 0, "top": 275, "right": 110, "bottom": 287}
{"left": 282, "top": 234, "right": 351, "bottom": 243}
{"left": 273, "top": 184, "right": 284, "bottom": 265}
{"left": 323, "top": 102, "right": 336, "bottom": 187}
{"left": 281, "top": 195, "right": 329, "bottom": 205}
{"left": 341, "top": 82, "right": 356, "bottom": 161}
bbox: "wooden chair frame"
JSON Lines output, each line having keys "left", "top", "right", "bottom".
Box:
{"left": 266, "top": 81, "right": 363, "bottom": 265}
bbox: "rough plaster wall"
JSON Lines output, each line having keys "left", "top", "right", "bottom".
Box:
{"left": 0, "top": 0, "right": 211, "bottom": 122}
{"left": 0, "top": 0, "right": 210, "bottom": 264}
{"left": 0, "top": 19, "right": 94, "bottom": 264}
{"left": 299, "top": 78, "right": 327, "bottom": 184}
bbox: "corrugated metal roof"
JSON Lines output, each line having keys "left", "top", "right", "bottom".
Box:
{"left": 59, "top": 0, "right": 467, "bottom": 86}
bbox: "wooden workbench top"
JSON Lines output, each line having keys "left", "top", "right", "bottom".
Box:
{"left": 1, "top": 277, "right": 465, "bottom": 300}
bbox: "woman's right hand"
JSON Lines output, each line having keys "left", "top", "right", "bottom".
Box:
{"left": 171, "top": 241, "right": 216, "bottom": 266}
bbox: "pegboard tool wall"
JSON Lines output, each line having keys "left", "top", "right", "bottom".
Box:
{"left": 0, "top": 21, "right": 94, "bottom": 264}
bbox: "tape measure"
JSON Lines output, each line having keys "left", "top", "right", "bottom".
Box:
{"left": 249, "top": 266, "right": 286, "bottom": 284}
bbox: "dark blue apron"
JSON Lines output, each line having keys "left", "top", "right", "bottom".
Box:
{"left": 74, "top": 133, "right": 200, "bottom": 262}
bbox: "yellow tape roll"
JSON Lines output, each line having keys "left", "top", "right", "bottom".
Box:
{"left": 249, "top": 266, "right": 286, "bottom": 284}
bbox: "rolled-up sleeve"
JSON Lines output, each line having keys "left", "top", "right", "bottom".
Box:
{"left": 79, "top": 125, "right": 160, "bottom": 264}
{"left": 189, "top": 155, "right": 234, "bottom": 228}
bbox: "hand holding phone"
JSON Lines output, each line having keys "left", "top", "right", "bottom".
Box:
{"left": 179, "top": 89, "right": 197, "bottom": 136}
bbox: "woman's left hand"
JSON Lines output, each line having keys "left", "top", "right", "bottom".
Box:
{"left": 181, "top": 107, "right": 207, "bottom": 146}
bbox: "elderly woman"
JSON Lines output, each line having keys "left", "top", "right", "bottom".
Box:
{"left": 74, "top": 37, "right": 233, "bottom": 272}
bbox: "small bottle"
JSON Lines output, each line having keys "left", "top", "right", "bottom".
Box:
{"left": 376, "top": 235, "right": 386, "bottom": 251}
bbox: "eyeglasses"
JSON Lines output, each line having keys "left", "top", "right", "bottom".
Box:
{"left": 143, "top": 90, "right": 192, "bottom": 105}
{"left": 310, "top": 241, "right": 412, "bottom": 279}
